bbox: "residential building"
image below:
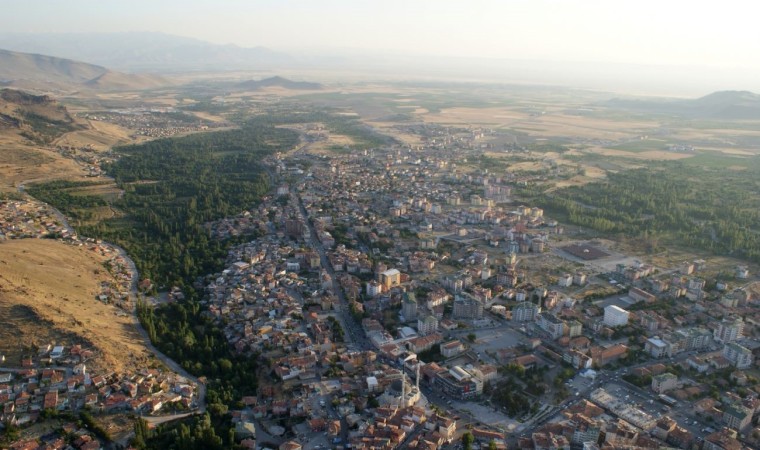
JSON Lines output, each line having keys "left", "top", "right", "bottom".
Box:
{"left": 645, "top": 337, "right": 668, "bottom": 358}
{"left": 402, "top": 293, "right": 418, "bottom": 321}
{"left": 538, "top": 312, "right": 565, "bottom": 340}
{"left": 512, "top": 302, "right": 540, "bottom": 322}
{"left": 722, "top": 404, "right": 753, "bottom": 431}
{"left": 714, "top": 316, "right": 744, "bottom": 344}
{"left": 453, "top": 294, "right": 484, "bottom": 320}
{"left": 573, "top": 272, "right": 587, "bottom": 286}
{"left": 723, "top": 343, "right": 753, "bottom": 369}
{"left": 440, "top": 340, "right": 465, "bottom": 358}
{"left": 435, "top": 366, "right": 483, "bottom": 400}
{"left": 417, "top": 315, "right": 438, "bottom": 336}
{"left": 628, "top": 287, "right": 656, "bottom": 303}
{"left": 603, "top": 305, "right": 629, "bottom": 327}
{"left": 651, "top": 373, "right": 677, "bottom": 394}
{"left": 566, "top": 320, "right": 583, "bottom": 338}
{"left": 703, "top": 428, "right": 742, "bottom": 450}
{"left": 570, "top": 415, "right": 602, "bottom": 446}
{"left": 367, "top": 280, "right": 382, "bottom": 297}
{"left": 380, "top": 269, "right": 401, "bottom": 290}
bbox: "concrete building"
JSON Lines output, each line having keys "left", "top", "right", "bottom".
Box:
{"left": 651, "top": 373, "right": 677, "bottom": 394}
{"left": 380, "top": 269, "right": 401, "bottom": 290}
{"left": 440, "top": 340, "right": 465, "bottom": 358}
{"left": 417, "top": 315, "right": 438, "bottom": 336}
{"left": 722, "top": 404, "right": 752, "bottom": 431}
{"left": 660, "top": 327, "right": 713, "bottom": 357}
{"left": 723, "top": 342, "right": 753, "bottom": 369}
{"left": 566, "top": 320, "right": 583, "bottom": 338}
{"left": 453, "top": 294, "right": 484, "bottom": 320}
{"left": 435, "top": 366, "right": 483, "bottom": 400}
{"left": 538, "top": 312, "right": 565, "bottom": 340}
{"left": 402, "top": 293, "right": 418, "bottom": 321}
{"left": 512, "top": 302, "right": 540, "bottom": 322}
{"left": 645, "top": 337, "right": 668, "bottom": 358}
{"left": 603, "top": 305, "right": 629, "bottom": 327}
{"left": 703, "top": 428, "right": 741, "bottom": 450}
{"left": 366, "top": 280, "right": 382, "bottom": 297}
{"left": 570, "top": 416, "right": 602, "bottom": 446}
{"left": 628, "top": 287, "right": 656, "bottom": 303}
{"left": 714, "top": 316, "right": 744, "bottom": 344}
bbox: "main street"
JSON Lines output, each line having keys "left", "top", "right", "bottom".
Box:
{"left": 296, "top": 191, "right": 371, "bottom": 351}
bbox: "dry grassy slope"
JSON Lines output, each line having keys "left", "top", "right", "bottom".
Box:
{"left": 0, "top": 48, "right": 107, "bottom": 84}
{"left": 0, "top": 136, "right": 87, "bottom": 193}
{"left": 52, "top": 119, "right": 141, "bottom": 151}
{"left": 0, "top": 49, "right": 172, "bottom": 92}
{"left": 83, "top": 71, "right": 170, "bottom": 91}
{"left": 0, "top": 90, "right": 101, "bottom": 191}
{"left": 0, "top": 239, "right": 153, "bottom": 373}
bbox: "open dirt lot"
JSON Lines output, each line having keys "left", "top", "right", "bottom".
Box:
{"left": 0, "top": 239, "right": 154, "bottom": 373}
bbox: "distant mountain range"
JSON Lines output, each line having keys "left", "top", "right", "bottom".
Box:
{"left": 235, "top": 76, "right": 322, "bottom": 91}
{"left": 606, "top": 90, "right": 760, "bottom": 120}
{"left": 0, "top": 32, "right": 293, "bottom": 72}
{"left": 0, "top": 48, "right": 169, "bottom": 91}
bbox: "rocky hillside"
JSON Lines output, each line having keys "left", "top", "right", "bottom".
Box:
{"left": 0, "top": 88, "right": 84, "bottom": 143}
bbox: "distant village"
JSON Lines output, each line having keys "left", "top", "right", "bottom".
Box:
{"left": 79, "top": 109, "right": 228, "bottom": 139}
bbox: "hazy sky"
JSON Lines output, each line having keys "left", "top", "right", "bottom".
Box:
{"left": 4, "top": 0, "right": 760, "bottom": 69}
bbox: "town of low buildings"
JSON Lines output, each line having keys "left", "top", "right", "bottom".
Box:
{"left": 6, "top": 114, "right": 760, "bottom": 450}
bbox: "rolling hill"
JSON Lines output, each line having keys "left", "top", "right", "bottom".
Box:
{"left": 0, "top": 239, "right": 155, "bottom": 373}
{"left": 605, "top": 90, "right": 760, "bottom": 120}
{"left": 235, "top": 75, "right": 322, "bottom": 91}
{"left": 0, "top": 48, "right": 108, "bottom": 84}
{"left": 83, "top": 70, "right": 168, "bottom": 90}
{"left": 0, "top": 48, "right": 170, "bottom": 91}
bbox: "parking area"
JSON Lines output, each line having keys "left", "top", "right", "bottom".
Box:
{"left": 601, "top": 382, "right": 663, "bottom": 418}
{"left": 449, "top": 397, "right": 522, "bottom": 433}
{"left": 293, "top": 422, "right": 331, "bottom": 450}
{"left": 469, "top": 327, "right": 524, "bottom": 354}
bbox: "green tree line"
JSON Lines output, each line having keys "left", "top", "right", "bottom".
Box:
{"left": 541, "top": 159, "right": 760, "bottom": 262}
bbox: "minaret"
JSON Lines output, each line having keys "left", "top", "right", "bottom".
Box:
{"left": 416, "top": 363, "right": 420, "bottom": 393}
{"left": 401, "top": 371, "right": 406, "bottom": 407}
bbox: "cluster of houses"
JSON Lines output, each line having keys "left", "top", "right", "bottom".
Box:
{"left": 80, "top": 109, "right": 225, "bottom": 139}
{"left": 0, "top": 199, "right": 70, "bottom": 240}
{"left": 53, "top": 145, "right": 114, "bottom": 178}
{"left": 6, "top": 422, "right": 106, "bottom": 450}
{"left": 1, "top": 344, "right": 198, "bottom": 430}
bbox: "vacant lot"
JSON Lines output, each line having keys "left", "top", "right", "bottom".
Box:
{"left": 0, "top": 239, "right": 154, "bottom": 373}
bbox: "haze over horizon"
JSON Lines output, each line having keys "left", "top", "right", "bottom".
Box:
{"left": 3, "top": 0, "right": 760, "bottom": 95}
